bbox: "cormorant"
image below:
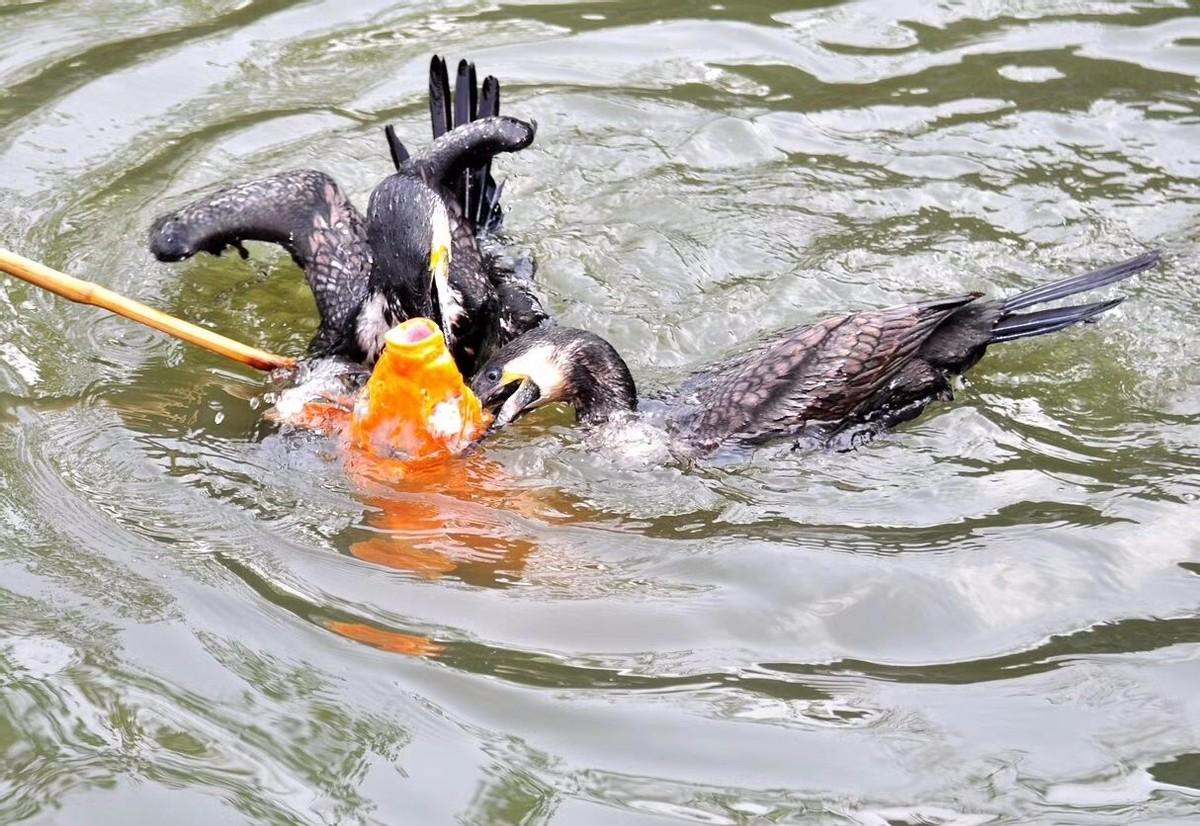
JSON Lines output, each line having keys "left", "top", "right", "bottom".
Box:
{"left": 148, "top": 57, "right": 547, "bottom": 375}
{"left": 470, "top": 251, "right": 1161, "bottom": 455}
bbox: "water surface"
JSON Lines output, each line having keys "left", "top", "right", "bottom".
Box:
{"left": 2, "top": 0, "right": 1199, "bottom": 823}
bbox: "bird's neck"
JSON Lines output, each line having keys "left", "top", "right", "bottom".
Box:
{"left": 567, "top": 351, "right": 639, "bottom": 425}
{"left": 366, "top": 239, "right": 432, "bottom": 320}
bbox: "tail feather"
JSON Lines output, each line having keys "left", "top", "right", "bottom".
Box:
{"left": 429, "top": 56, "right": 452, "bottom": 138}
{"left": 474, "top": 75, "right": 501, "bottom": 227}
{"left": 454, "top": 60, "right": 478, "bottom": 216}
{"left": 478, "top": 75, "right": 499, "bottom": 120}
{"left": 454, "top": 59, "right": 477, "bottom": 128}
{"left": 1004, "top": 250, "right": 1159, "bottom": 312}
{"left": 991, "top": 298, "right": 1123, "bottom": 343}
{"left": 433, "top": 56, "right": 506, "bottom": 234}
{"left": 383, "top": 124, "right": 409, "bottom": 171}
{"left": 391, "top": 55, "right": 510, "bottom": 234}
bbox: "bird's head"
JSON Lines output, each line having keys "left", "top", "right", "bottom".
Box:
{"left": 471, "top": 327, "right": 637, "bottom": 429}
{"left": 148, "top": 213, "right": 225, "bottom": 261}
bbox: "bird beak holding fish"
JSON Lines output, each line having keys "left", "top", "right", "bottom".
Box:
{"left": 493, "top": 378, "right": 543, "bottom": 429}
{"left": 475, "top": 372, "right": 542, "bottom": 430}
{"left": 471, "top": 343, "right": 574, "bottom": 430}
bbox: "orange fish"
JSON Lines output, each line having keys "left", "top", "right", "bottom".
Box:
{"left": 280, "top": 318, "right": 492, "bottom": 473}
{"left": 349, "top": 318, "right": 491, "bottom": 459}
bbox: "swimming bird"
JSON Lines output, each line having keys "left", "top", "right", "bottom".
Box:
{"left": 470, "top": 251, "right": 1161, "bottom": 455}
{"left": 148, "top": 56, "right": 546, "bottom": 374}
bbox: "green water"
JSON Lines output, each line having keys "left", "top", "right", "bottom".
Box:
{"left": 2, "top": 1, "right": 1199, "bottom": 823}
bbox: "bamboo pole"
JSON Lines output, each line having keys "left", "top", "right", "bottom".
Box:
{"left": 0, "top": 248, "right": 296, "bottom": 372}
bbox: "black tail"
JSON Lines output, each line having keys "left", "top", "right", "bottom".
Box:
{"left": 991, "top": 250, "right": 1160, "bottom": 343}
{"left": 383, "top": 124, "right": 408, "bottom": 170}
{"left": 382, "top": 56, "right": 509, "bottom": 234}
{"left": 992, "top": 298, "right": 1123, "bottom": 343}
{"left": 429, "top": 55, "right": 452, "bottom": 138}
{"left": 1003, "top": 250, "right": 1160, "bottom": 312}
{"left": 427, "top": 55, "right": 505, "bottom": 233}
{"left": 474, "top": 74, "right": 502, "bottom": 229}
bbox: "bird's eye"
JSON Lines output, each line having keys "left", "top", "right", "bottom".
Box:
{"left": 485, "top": 368, "right": 501, "bottom": 383}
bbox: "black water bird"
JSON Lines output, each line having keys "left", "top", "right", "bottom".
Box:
{"left": 148, "top": 57, "right": 547, "bottom": 375}
{"left": 471, "top": 252, "right": 1161, "bottom": 455}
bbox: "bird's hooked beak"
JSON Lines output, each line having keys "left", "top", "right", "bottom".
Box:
{"left": 492, "top": 377, "right": 542, "bottom": 429}
{"left": 472, "top": 342, "right": 565, "bottom": 431}
{"left": 475, "top": 366, "right": 543, "bottom": 430}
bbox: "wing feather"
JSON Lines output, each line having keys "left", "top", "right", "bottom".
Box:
{"left": 673, "top": 296, "right": 977, "bottom": 449}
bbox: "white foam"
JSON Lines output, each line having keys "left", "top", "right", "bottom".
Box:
{"left": 0, "top": 342, "right": 40, "bottom": 386}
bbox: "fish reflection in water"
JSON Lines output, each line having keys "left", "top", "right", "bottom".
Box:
{"left": 324, "top": 621, "right": 446, "bottom": 658}
{"left": 322, "top": 451, "right": 562, "bottom": 659}
{"left": 318, "top": 409, "right": 705, "bottom": 659}
{"left": 345, "top": 457, "right": 541, "bottom": 587}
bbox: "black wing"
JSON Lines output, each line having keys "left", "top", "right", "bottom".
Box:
{"left": 672, "top": 296, "right": 978, "bottom": 451}
{"left": 406, "top": 116, "right": 536, "bottom": 202}
{"left": 149, "top": 169, "right": 372, "bottom": 360}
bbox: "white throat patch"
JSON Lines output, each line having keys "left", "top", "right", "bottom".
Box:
{"left": 504, "top": 344, "right": 567, "bottom": 404}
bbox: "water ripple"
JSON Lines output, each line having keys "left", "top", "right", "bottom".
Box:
{"left": 1, "top": 0, "right": 1198, "bottom": 822}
